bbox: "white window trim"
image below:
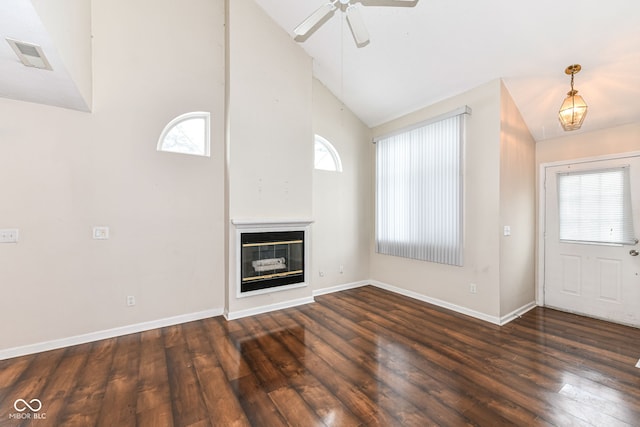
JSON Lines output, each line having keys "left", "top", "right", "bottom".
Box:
{"left": 314, "top": 135, "right": 343, "bottom": 172}
{"left": 157, "top": 111, "right": 211, "bottom": 157}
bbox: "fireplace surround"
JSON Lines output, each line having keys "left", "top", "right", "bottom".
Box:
{"left": 232, "top": 219, "right": 312, "bottom": 298}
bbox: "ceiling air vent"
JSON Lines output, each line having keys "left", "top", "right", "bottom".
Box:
{"left": 5, "top": 38, "right": 53, "bottom": 71}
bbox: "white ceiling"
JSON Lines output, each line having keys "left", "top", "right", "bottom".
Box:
{"left": 254, "top": 0, "right": 640, "bottom": 141}
{"left": 0, "top": 0, "right": 88, "bottom": 111}
{"left": 1, "top": 1, "right": 638, "bottom": 141}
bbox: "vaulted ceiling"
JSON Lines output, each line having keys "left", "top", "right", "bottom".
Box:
{"left": 0, "top": 0, "right": 90, "bottom": 111}
{"left": 254, "top": 0, "right": 640, "bottom": 141}
{"left": 2, "top": 1, "right": 638, "bottom": 142}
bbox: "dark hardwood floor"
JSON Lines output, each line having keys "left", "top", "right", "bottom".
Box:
{"left": 1, "top": 285, "right": 639, "bottom": 426}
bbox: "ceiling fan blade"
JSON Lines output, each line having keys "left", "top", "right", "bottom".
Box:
{"left": 346, "top": 5, "right": 370, "bottom": 45}
{"left": 294, "top": 3, "right": 336, "bottom": 36}
{"left": 360, "top": 0, "right": 418, "bottom": 5}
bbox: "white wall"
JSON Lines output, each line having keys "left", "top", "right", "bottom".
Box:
{"left": 370, "top": 80, "right": 503, "bottom": 318}
{"left": 369, "top": 79, "right": 538, "bottom": 321}
{"left": 226, "top": 0, "right": 313, "bottom": 315}
{"left": 499, "top": 81, "right": 536, "bottom": 315}
{"left": 0, "top": 0, "right": 575, "bottom": 356}
{"left": 0, "top": 0, "right": 226, "bottom": 352}
{"left": 312, "top": 79, "right": 371, "bottom": 291}
{"left": 536, "top": 122, "right": 640, "bottom": 165}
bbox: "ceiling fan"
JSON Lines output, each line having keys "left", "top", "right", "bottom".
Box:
{"left": 294, "top": 0, "right": 417, "bottom": 47}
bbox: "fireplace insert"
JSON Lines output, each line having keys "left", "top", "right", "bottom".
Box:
{"left": 240, "top": 230, "right": 305, "bottom": 293}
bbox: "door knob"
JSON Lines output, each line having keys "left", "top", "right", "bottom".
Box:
{"left": 630, "top": 249, "right": 639, "bottom": 256}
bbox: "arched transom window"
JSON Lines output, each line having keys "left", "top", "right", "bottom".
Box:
{"left": 157, "top": 111, "right": 210, "bottom": 157}
{"left": 314, "top": 135, "right": 342, "bottom": 172}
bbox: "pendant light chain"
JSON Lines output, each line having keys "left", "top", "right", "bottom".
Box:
{"left": 568, "top": 68, "right": 577, "bottom": 96}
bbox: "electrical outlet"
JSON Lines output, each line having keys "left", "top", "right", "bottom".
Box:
{"left": 0, "top": 229, "right": 19, "bottom": 243}
{"left": 126, "top": 296, "right": 135, "bottom": 306}
{"left": 470, "top": 283, "right": 477, "bottom": 294}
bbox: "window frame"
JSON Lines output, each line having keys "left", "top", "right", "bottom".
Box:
{"left": 374, "top": 107, "right": 468, "bottom": 266}
{"left": 157, "top": 111, "right": 211, "bottom": 157}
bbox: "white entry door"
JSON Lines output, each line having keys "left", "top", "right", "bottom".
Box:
{"left": 544, "top": 155, "right": 640, "bottom": 327}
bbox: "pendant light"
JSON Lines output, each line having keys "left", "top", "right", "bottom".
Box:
{"left": 558, "top": 64, "right": 588, "bottom": 131}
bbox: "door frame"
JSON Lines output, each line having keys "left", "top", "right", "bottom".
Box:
{"left": 537, "top": 150, "right": 640, "bottom": 307}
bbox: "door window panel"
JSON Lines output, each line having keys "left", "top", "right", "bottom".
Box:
{"left": 557, "top": 166, "right": 635, "bottom": 245}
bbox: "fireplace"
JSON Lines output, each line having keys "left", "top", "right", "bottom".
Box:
{"left": 232, "top": 220, "right": 312, "bottom": 298}
{"left": 240, "top": 231, "right": 305, "bottom": 293}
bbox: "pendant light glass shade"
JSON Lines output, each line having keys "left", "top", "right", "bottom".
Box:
{"left": 559, "top": 90, "right": 588, "bottom": 131}
{"left": 558, "top": 64, "right": 588, "bottom": 131}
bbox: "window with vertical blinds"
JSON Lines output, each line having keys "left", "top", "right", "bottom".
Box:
{"left": 374, "top": 108, "right": 467, "bottom": 266}
{"left": 557, "top": 166, "right": 636, "bottom": 245}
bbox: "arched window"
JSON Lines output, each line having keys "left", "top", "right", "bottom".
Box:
{"left": 314, "top": 135, "right": 342, "bottom": 172}
{"left": 157, "top": 112, "right": 210, "bottom": 157}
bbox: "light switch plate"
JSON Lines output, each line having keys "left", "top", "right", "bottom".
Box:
{"left": 0, "top": 229, "right": 19, "bottom": 243}
{"left": 93, "top": 226, "right": 110, "bottom": 240}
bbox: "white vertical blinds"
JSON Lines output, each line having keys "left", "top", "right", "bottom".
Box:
{"left": 557, "top": 166, "right": 636, "bottom": 245}
{"left": 375, "top": 112, "right": 465, "bottom": 266}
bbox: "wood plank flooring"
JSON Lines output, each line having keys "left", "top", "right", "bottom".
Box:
{"left": 1, "top": 285, "right": 639, "bottom": 426}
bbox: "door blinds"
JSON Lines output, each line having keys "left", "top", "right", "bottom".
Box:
{"left": 557, "top": 166, "right": 636, "bottom": 245}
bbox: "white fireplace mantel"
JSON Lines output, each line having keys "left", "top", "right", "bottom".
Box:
{"left": 231, "top": 218, "right": 314, "bottom": 229}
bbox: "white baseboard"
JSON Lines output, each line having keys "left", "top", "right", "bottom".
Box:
{"left": 1, "top": 280, "right": 538, "bottom": 360}
{"left": 499, "top": 301, "right": 537, "bottom": 325}
{"left": 224, "top": 296, "right": 315, "bottom": 321}
{"left": 312, "top": 280, "right": 369, "bottom": 296}
{"left": 369, "top": 280, "right": 534, "bottom": 326}
{"left": 0, "top": 308, "right": 224, "bottom": 361}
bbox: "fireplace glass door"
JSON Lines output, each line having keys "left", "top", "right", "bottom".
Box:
{"left": 240, "top": 231, "right": 305, "bottom": 293}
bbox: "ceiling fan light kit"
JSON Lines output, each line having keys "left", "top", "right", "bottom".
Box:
{"left": 294, "top": 0, "right": 417, "bottom": 47}
{"left": 558, "top": 64, "right": 588, "bottom": 131}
